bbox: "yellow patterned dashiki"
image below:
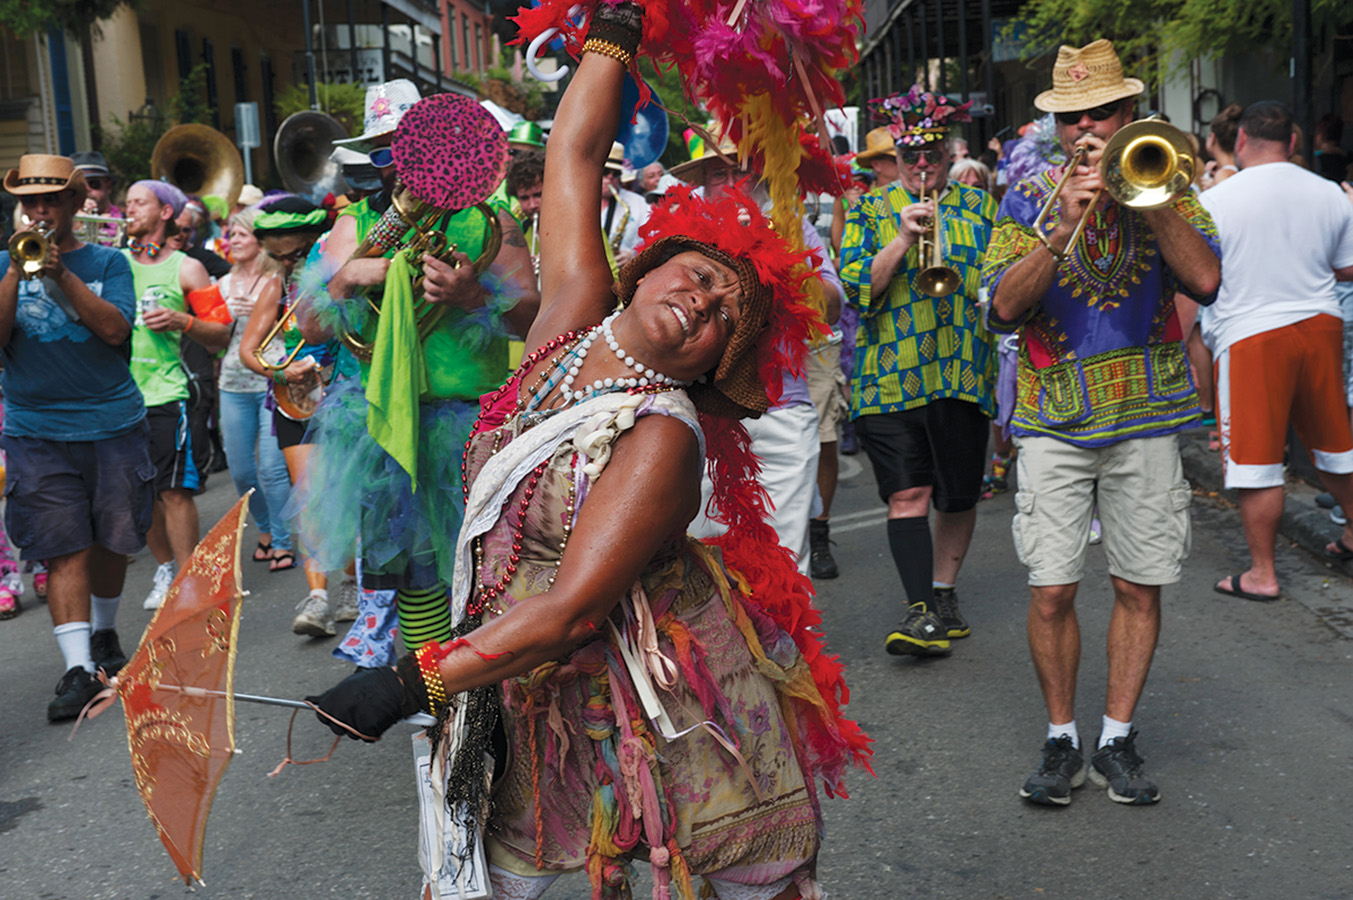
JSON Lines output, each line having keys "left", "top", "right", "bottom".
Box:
{"left": 839, "top": 180, "right": 999, "bottom": 419}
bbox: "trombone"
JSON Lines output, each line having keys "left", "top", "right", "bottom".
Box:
{"left": 1032, "top": 117, "right": 1195, "bottom": 256}
{"left": 914, "top": 173, "right": 962, "bottom": 298}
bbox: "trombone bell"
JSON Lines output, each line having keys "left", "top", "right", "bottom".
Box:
{"left": 1102, "top": 121, "right": 1195, "bottom": 210}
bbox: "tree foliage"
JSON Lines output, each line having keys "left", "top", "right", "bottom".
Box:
{"left": 1017, "top": 0, "right": 1353, "bottom": 86}
{"left": 275, "top": 81, "right": 367, "bottom": 136}
{"left": 100, "top": 65, "right": 211, "bottom": 189}
{"left": 0, "top": 0, "right": 138, "bottom": 38}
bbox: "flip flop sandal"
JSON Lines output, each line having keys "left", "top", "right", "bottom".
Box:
{"left": 1213, "top": 572, "right": 1280, "bottom": 602}
{"left": 1324, "top": 539, "right": 1353, "bottom": 562}
{"left": 252, "top": 540, "right": 274, "bottom": 563}
{"left": 269, "top": 550, "right": 297, "bottom": 572}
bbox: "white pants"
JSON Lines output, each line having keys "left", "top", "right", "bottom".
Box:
{"left": 689, "top": 403, "right": 821, "bottom": 576}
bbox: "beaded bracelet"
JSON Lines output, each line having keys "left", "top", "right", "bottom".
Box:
{"left": 415, "top": 642, "right": 449, "bottom": 713}
{"left": 582, "top": 37, "right": 633, "bottom": 68}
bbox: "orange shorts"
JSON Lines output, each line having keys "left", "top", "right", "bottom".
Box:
{"left": 1216, "top": 314, "right": 1353, "bottom": 489}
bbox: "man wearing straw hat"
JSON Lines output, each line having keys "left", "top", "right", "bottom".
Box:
{"left": 0, "top": 154, "right": 153, "bottom": 720}
{"left": 853, "top": 126, "right": 901, "bottom": 187}
{"left": 601, "top": 141, "right": 650, "bottom": 269}
{"left": 983, "top": 39, "right": 1221, "bottom": 807}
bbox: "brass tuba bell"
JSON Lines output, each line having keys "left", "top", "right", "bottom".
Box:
{"left": 151, "top": 124, "right": 245, "bottom": 208}
{"left": 274, "top": 111, "right": 350, "bottom": 202}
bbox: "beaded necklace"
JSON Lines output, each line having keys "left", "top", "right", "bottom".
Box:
{"left": 460, "top": 325, "right": 684, "bottom": 617}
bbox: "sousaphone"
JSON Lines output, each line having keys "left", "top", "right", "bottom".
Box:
{"left": 151, "top": 124, "right": 245, "bottom": 209}
{"left": 275, "top": 111, "right": 350, "bottom": 202}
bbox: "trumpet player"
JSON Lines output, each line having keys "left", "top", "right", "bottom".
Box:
{"left": 839, "top": 84, "right": 999, "bottom": 659}
{"left": 504, "top": 148, "right": 545, "bottom": 278}
{"left": 0, "top": 154, "right": 153, "bottom": 720}
{"left": 71, "top": 151, "right": 124, "bottom": 247}
{"left": 983, "top": 40, "right": 1221, "bottom": 808}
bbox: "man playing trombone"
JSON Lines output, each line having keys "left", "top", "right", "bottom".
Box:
{"left": 840, "top": 84, "right": 999, "bottom": 658}
{"left": 982, "top": 40, "right": 1221, "bottom": 807}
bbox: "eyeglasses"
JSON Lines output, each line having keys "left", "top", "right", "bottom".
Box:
{"left": 899, "top": 148, "right": 944, "bottom": 166}
{"left": 1054, "top": 103, "right": 1124, "bottom": 125}
{"left": 367, "top": 147, "right": 395, "bottom": 168}
{"left": 266, "top": 247, "right": 310, "bottom": 265}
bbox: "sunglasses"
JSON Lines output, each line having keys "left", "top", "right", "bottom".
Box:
{"left": 85, "top": 177, "right": 110, "bottom": 190}
{"left": 1054, "top": 103, "right": 1124, "bottom": 125}
{"left": 899, "top": 148, "right": 944, "bottom": 166}
{"left": 267, "top": 247, "right": 310, "bottom": 265}
{"left": 19, "top": 192, "right": 64, "bottom": 207}
{"left": 367, "top": 147, "right": 395, "bottom": 168}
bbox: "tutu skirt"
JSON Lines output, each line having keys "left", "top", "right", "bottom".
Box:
{"left": 286, "top": 377, "right": 478, "bottom": 590}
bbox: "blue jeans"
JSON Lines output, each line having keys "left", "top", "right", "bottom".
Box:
{"left": 218, "top": 390, "right": 293, "bottom": 551}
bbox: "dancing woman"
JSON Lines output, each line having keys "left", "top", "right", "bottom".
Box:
{"left": 310, "top": 7, "right": 871, "bottom": 899}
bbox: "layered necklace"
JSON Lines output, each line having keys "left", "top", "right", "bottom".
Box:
{"left": 518, "top": 311, "right": 689, "bottom": 425}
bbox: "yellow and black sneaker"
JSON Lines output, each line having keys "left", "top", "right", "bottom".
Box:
{"left": 884, "top": 602, "right": 952, "bottom": 656}
{"left": 933, "top": 587, "right": 971, "bottom": 639}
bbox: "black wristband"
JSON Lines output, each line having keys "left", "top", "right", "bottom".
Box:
{"left": 587, "top": 2, "right": 643, "bottom": 59}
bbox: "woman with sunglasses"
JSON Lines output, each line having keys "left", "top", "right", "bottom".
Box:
{"left": 238, "top": 196, "right": 346, "bottom": 636}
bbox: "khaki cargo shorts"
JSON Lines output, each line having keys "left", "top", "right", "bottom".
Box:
{"left": 1011, "top": 434, "right": 1192, "bottom": 587}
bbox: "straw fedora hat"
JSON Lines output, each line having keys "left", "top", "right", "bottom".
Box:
{"left": 1034, "top": 39, "right": 1143, "bottom": 113}
{"left": 3, "top": 154, "right": 87, "bottom": 204}
{"left": 669, "top": 135, "right": 741, "bottom": 188}
{"left": 854, "top": 127, "right": 899, "bottom": 163}
{"left": 604, "top": 141, "right": 626, "bottom": 173}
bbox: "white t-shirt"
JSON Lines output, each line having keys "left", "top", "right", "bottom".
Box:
{"left": 1198, "top": 161, "right": 1353, "bottom": 355}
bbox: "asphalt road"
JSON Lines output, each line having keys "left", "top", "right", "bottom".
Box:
{"left": 2, "top": 429, "right": 1351, "bottom": 900}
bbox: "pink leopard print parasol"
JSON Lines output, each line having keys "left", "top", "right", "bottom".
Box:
{"left": 392, "top": 94, "right": 508, "bottom": 209}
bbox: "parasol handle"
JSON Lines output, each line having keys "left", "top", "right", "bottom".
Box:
{"left": 159, "top": 683, "right": 436, "bottom": 726}
{"left": 525, "top": 5, "right": 584, "bottom": 83}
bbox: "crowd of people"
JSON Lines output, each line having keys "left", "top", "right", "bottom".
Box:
{"left": 3, "top": 12, "right": 1352, "bottom": 896}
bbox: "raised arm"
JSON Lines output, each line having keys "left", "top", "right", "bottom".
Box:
{"left": 526, "top": 10, "right": 639, "bottom": 353}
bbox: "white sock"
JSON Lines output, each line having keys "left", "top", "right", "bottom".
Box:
{"left": 54, "top": 622, "right": 94, "bottom": 673}
{"left": 1048, "top": 720, "right": 1079, "bottom": 749}
{"left": 91, "top": 594, "right": 120, "bottom": 631}
{"left": 1099, "top": 715, "right": 1132, "bottom": 749}
{"left": 932, "top": 581, "right": 955, "bottom": 590}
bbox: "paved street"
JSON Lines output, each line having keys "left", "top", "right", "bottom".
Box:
{"left": 3, "top": 428, "right": 1352, "bottom": 900}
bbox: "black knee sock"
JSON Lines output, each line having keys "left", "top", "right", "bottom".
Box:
{"left": 396, "top": 586, "right": 452, "bottom": 652}
{"left": 887, "top": 516, "right": 933, "bottom": 609}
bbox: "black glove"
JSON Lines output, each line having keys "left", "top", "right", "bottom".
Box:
{"left": 306, "top": 666, "right": 419, "bottom": 742}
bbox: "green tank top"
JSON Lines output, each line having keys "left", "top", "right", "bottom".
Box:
{"left": 125, "top": 250, "right": 188, "bottom": 407}
{"left": 344, "top": 197, "right": 508, "bottom": 401}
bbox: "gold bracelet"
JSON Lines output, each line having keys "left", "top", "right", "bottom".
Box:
{"left": 1036, "top": 230, "right": 1068, "bottom": 263}
{"left": 583, "top": 38, "right": 633, "bottom": 68}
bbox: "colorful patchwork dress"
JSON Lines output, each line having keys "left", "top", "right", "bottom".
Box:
{"left": 454, "top": 387, "right": 870, "bottom": 899}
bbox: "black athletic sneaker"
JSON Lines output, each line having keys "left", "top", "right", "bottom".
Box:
{"left": 1089, "top": 730, "right": 1160, "bottom": 804}
{"left": 932, "top": 587, "right": 970, "bottom": 639}
{"left": 1020, "top": 736, "right": 1087, "bottom": 806}
{"left": 809, "top": 519, "right": 839, "bottom": 579}
{"left": 90, "top": 629, "right": 127, "bottom": 677}
{"left": 47, "top": 667, "right": 103, "bottom": 722}
{"left": 884, "top": 602, "right": 951, "bottom": 656}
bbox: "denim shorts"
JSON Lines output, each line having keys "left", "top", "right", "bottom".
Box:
{"left": 1, "top": 422, "right": 155, "bottom": 560}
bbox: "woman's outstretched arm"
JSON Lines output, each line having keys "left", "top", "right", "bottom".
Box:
{"left": 526, "top": 13, "right": 638, "bottom": 353}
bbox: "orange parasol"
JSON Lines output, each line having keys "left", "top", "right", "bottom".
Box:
{"left": 116, "top": 494, "right": 250, "bottom": 886}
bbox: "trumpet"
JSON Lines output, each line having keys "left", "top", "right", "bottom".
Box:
{"left": 339, "top": 182, "right": 503, "bottom": 362}
{"left": 1032, "top": 117, "right": 1195, "bottom": 257}
{"left": 73, "top": 213, "right": 128, "bottom": 248}
{"left": 8, "top": 223, "right": 55, "bottom": 279}
{"left": 914, "top": 174, "right": 962, "bottom": 298}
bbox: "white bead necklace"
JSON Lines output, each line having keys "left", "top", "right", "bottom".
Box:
{"left": 558, "top": 312, "right": 688, "bottom": 402}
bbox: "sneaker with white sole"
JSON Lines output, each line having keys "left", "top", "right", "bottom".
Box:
{"left": 142, "top": 561, "right": 176, "bottom": 610}
{"left": 1089, "top": 730, "right": 1160, "bottom": 804}
{"left": 293, "top": 590, "right": 335, "bottom": 637}
{"left": 1020, "top": 736, "right": 1087, "bottom": 806}
{"left": 333, "top": 579, "right": 360, "bottom": 623}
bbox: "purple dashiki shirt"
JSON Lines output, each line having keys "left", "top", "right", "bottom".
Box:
{"left": 981, "top": 170, "right": 1220, "bottom": 447}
